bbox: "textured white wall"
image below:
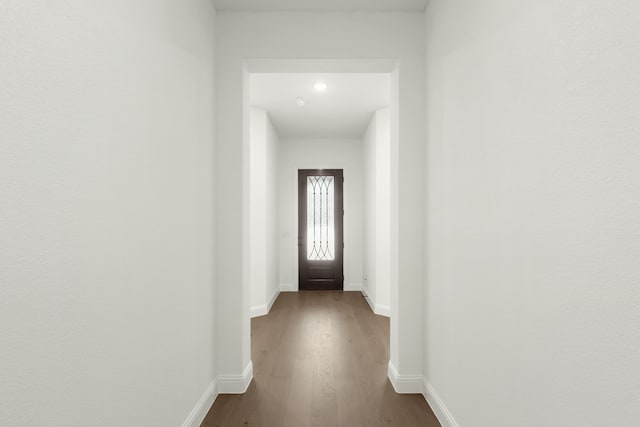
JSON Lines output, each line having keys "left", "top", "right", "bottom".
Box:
{"left": 363, "top": 108, "right": 392, "bottom": 315}
{"left": 363, "top": 116, "right": 379, "bottom": 304}
{"left": 424, "top": 1, "right": 640, "bottom": 426}
{"left": 216, "top": 11, "right": 425, "bottom": 380}
{"left": 374, "top": 108, "right": 391, "bottom": 313}
{"left": 249, "top": 108, "right": 280, "bottom": 315}
{"left": 0, "top": 2, "right": 217, "bottom": 426}
{"left": 278, "top": 139, "right": 364, "bottom": 292}
{"left": 249, "top": 108, "right": 267, "bottom": 310}
{"left": 265, "top": 113, "right": 281, "bottom": 309}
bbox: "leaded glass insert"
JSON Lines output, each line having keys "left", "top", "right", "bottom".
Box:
{"left": 307, "top": 176, "right": 335, "bottom": 261}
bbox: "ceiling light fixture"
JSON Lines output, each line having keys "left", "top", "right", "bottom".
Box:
{"left": 314, "top": 82, "right": 328, "bottom": 92}
{"left": 296, "top": 97, "right": 306, "bottom": 107}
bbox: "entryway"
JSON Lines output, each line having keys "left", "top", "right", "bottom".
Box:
{"left": 298, "top": 169, "right": 344, "bottom": 291}
{"left": 242, "top": 59, "right": 413, "bottom": 401}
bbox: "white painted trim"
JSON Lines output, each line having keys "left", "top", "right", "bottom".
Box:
{"left": 360, "top": 288, "right": 376, "bottom": 313}
{"left": 423, "top": 379, "right": 460, "bottom": 427}
{"left": 385, "top": 362, "right": 459, "bottom": 426}
{"left": 280, "top": 283, "right": 298, "bottom": 292}
{"left": 218, "top": 361, "right": 254, "bottom": 394}
{"left": 250, "top": 305, "right": 267, "bottom": 318}
{"left": 250, "top": 287, "right": 281, "bottom": 318}
{"left": 360, "top": 288, "right": 390, "bottom": 317}
{"left": 374, "top": 304, "right": 391, "bottom": 317}
{"left": 181, "top": 379, "right": 218, "bottom": 427}
{"left": 387, "top": 361, "right": 423, "bottom": 394}
{"left": 266, "top": 287, "right": 280, "bottom": 311}
{"left": 345, "top": 282, "right": 362, "bottom": 292}
{"left": 289, "top": 163, "right": 353, "bottom": 298}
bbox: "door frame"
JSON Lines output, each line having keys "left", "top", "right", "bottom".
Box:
{"left": 297, "top": 169, "right": 344, "bottom": 291}
{"left": 289, "top": 164, "right": 352, "bottom": 292}
{"left": 240, "top": 58, "right": 409, "bottom": 395}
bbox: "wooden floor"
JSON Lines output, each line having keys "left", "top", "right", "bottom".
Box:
{"left": 201, "top": 291, "right": 440, "bottom": 427}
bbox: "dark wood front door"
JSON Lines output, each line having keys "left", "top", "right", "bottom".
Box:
{"left": 298, "top": 169, "right": 344, "bottom": 291}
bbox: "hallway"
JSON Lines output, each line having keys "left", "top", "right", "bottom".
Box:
{"left": 203, "top": 292, "right": 440, "bottom": 427}
{"left": 3, "top": 1, "right": 640, "bottom": 426}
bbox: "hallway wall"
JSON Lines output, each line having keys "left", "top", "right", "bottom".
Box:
{"left": 0, "top": 2, "right": 217, "bottom": 426}
{"left": 249, "top": 108, "right": 280, "bottom": 316}
{"left": 278, "top": 139, "right": 364, "bottom": 292}
{"left": 424, "top": 1, "right": 640, "bottom": 426}
{"left": 363, "top": 108, "right": 392, "bottom": 316}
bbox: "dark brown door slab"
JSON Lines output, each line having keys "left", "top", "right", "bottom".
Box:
{"left": 298, "top": 169, "right": 344, "bottom": 291}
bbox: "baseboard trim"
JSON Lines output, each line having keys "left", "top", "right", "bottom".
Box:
{"left": 218, "top": 361, "right": 253, "bottom": 394}
{"left": 374, "top": 304, "right": 391, "bottom": 317}
{"left": 182, "top": 362, "right": 256, "bottom": 426}
{"left": 360, "top": 288, "right": 376, "bottom": 313}
{"left": 387, "top": 361, "right": 424, "bottom": 394}
{"left": 266, "top": 287, "right": 280, "bottom": 312}
{"left": 360, "top": 288, "right": 390, "bottom": 317}
{"left": 181, "top": 379, "right": 218, "bottom": 427}
{"left": 345, "top": 282, "right": 362, "bottom": 292}
{"left": 250, "top": 305, "right": 266, "bottom": 318}
{"left": 280, "top": 283, "right": 298, "bottom": 292}
{"left": 250, "top": 288, "right": 281, "bottom": 318}
{"left": 423, "top": 379, "right": 459, "bottom": 427}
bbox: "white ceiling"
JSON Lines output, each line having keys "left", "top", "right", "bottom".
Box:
{"left": 213, "top": 0, "right": 428, "bottom": 12}
{"left": 250, "top": 73, "right": 390, "bottom": 139}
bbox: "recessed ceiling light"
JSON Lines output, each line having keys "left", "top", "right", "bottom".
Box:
{"left": 314, "top": 82, "right": 328, "bottom": 92}
{"left": 296, "top": 97, "right": 306, "bottom": 107}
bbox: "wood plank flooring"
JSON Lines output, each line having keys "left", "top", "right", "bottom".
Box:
{"left": 201, "top": 291, "right": 440, "bottom": 427}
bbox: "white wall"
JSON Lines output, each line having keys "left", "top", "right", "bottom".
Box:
{"left": 363, "top": 117, "right": 378, "bottom": 304}
{"left": 216, "top": 11, "right": 425, "bottom": 382}
{"left": 0, "top": 2, "right": 217, "bottom": 426}
{"left": 278, "top": 139, "right": 364, "bottom": 292}
{"left": 363, "top": 108, "right": 392, "bottom": 316}
{"left": 424, "top": 1, "right": 640, "bottom": 426}
{"left": 249, "top": 108, "right": 280, "bottom": 316}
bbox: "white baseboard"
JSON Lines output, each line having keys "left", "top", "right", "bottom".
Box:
{"left": 250, "top": 287, "right": 281, "bottom": 318}
{"left": 280, "top": 283, "right": 298, "bottom": 292}
{"left": 386, "top": 364, "right": 459, "bottom": 425}
{"left": 218, "top": 361, "right": 253, "bottom": 394}
{"left": 250, "top": 305, "right": 266, "bottom": 318}
{"left": 374, "top": 304, "right": 391, "bottom": 317}
{"left": 423, "top": 379, "right": 459, "bottom": 427}
{"left": 360, "top": 288, "right": 376, "bottom": 313}
{"left": 387, "top": 361, "right": 424, "bottom": 394}
{"left": 360, "top": 289, "right": 390, "bottom": 318}
{"left": 266, "top": 287, "right": 280, "bottom": 311}
{"left": 182, "top": 361, "right": 257, "bottom": 426}
{"left": 181, "top": 379, "right": 218, "bottom": 427}
{"left": 345, "top": 282, "right": 362, "bottom": 291}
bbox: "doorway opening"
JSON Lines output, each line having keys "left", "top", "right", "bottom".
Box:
{"left": 298, "top": 169, "right": 344, "bottom": 290}
{"left": 243, "top": 58, "right": 399, "bottom": 388}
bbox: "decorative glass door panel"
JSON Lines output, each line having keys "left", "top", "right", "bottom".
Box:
{"left": 298, "top": 170, "right": 344, "bottom": 290}
{"left": 306, "top": 176, "right": 335, "bottom": 261}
